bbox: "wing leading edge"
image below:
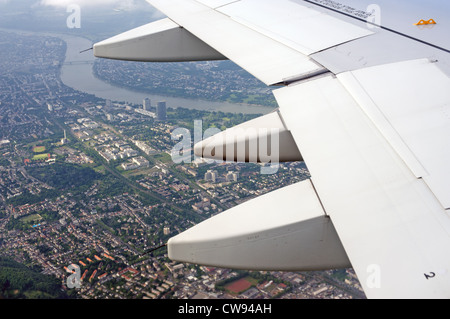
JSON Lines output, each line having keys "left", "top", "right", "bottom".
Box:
{"left": 94, "top": 0, "right": 450, "bottom": 298}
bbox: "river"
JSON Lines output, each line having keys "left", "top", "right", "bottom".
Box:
{"left": 59, "top": 35, "right": 273, "bottom": 114}
{"left": 1, "top": 27, "right": 273, "bottom": 114}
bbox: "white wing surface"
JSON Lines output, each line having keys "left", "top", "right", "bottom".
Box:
{"left": 94, "top": 0, "right": 450, "bottom": 298}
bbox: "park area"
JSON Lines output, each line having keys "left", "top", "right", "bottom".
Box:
{"left": 31, "top": 145, "right": 50, "bottom": 161}
{"left": 32, "top": 153, "right": 50, "bottom": 160}
{"left": 32, "top": 145, "right": 46, "bottom": 153}
{"left": 20, "top": 213, "right": 43, "bottom": 226}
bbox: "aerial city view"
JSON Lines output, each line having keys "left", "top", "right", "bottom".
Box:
{"left": 0, "top": 0, "right": 365, "bottom": 302}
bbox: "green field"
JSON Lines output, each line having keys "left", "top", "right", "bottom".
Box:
{"left": 32, "top": 153, "right": 50, "bottom": 160}
{"left": 152, "top": 152, "right": 172, "bottom": 163}
{"left": 32, "top": 146, "right": 46, "bottom": 153}
{"left": 20, "top": 213, "right": 42, "bottom": 224}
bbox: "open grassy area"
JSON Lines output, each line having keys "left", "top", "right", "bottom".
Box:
{"left": 152, "top": 152, "right": 172, "bottom": 163}
{"left": 32, "top": 145, "right": 46, "bottom": 153}
{"left": 19, "top": 213, "right": 42, "bottom": 224}
{"left": 32, "top": 153, "right": 50, "bottom": 160}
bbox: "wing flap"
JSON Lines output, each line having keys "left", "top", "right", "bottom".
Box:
{"left": 195, "top": 0, "right": 237, "bottom": 8}
{"left": 216, "top": 0, "right": 372, "bottom": 56}
{"left": 274, "top": 74, "right": 450, "bottom": 298}
{"left": 338, "top": 59, "right": 450, "bottom": 209}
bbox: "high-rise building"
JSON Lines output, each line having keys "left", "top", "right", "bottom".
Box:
{"left": 61, "top": 130, "right": 68, "bottom": 145}
{"left": 156, "top": 101, "right": 167, "bottom": 121}
{"left": 143, "top": 98, "right": 151, "bottom": 111}
{"left": 204, "top": 169, "right": 218, "bottom": 182}
{"left": 106, "top": 113, "right": 114, "bottom": 121}
{"left": 226, "top": 171, "right": 239, "bottom": 182}
{"left": 163, "top": 227, "right": 170, "bottom": 235}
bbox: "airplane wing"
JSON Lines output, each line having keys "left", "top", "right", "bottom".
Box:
{"left": 93, "top": 0, "right": 450, "bottom": 298}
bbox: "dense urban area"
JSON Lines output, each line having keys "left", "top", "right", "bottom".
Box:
{"left": 93, "top": 58, "right": 277, "bottom": 107}
{"left": 0, "top": 30, "right": 366, "bottom": 300}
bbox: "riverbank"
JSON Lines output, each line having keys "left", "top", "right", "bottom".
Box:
{"left": 59, "top": 34, "right": 273, "bottom": 115}
{"left": 1, "top": 27, "right": 274, "bottom": 115}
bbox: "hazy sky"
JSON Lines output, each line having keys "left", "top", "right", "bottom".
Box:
{"left": 0, "top": 0, "right": 154, "bottom": 11}
{"left": 40, "top": 0, "right": 143, "bottom": 9}
{"left": 0, "top": 0, "right": 163, "bottom": 37}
